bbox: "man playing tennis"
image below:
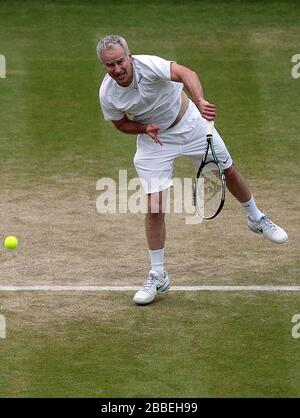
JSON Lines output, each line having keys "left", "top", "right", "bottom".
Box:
{"left": 97, "top": 35, "right": 288, "bottom": 305}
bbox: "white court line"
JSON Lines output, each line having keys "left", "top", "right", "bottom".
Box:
{"left": 0, "top": 285, "right": 300, "bottom": 292}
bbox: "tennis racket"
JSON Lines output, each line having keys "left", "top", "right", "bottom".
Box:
{"left": 193, "top": 121, "right": 226, "bottom": 219}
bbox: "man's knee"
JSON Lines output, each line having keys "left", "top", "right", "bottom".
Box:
{"left": 224, "top": 164, "right": 238, "bottom": 179}
{"left": 147, "top": 191, "right": 168, "bottom": 214}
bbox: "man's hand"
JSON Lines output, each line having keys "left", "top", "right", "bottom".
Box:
{"left": 196, "top": 98, "right": 216, "bottom": 121}
{"left": 146, "top": 123, "right": 163, "bottom": 146}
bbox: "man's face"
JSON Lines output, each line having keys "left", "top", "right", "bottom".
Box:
{"left": 101, "top": 45, "right": 133, "bottom": 87}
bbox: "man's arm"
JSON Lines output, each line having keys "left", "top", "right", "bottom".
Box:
{"left": 112, "top": 116, "right": 163, "bottom": 145}
{"left": 170, "top": 62, "right": 216, "bottom": 121}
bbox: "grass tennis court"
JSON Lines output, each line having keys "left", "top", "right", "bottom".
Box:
{"left": 0, "top": 0, "right": 300, "bottom": 397}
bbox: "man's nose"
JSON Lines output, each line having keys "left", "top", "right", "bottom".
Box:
{"left": 114, "top": 65, "right": 122, "bottom": 74}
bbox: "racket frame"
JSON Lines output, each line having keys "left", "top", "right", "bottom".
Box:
{"left": 193, "top": 122, "right": 226, "bottom": 219}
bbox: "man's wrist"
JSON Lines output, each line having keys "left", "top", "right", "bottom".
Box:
{"left": 119, "top": 119, "right": 148, "bottom": 135}
{"left": 194, "top": 97, "right": 204, "bottom": 104}
{"left": 140, "top": 124, "right": 148, "bottom": 134}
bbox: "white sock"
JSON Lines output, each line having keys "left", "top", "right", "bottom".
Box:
{"left": 149, "top": 248, "right": 164, "bottom": 276}
{"left": 242, "top": 196, "right": 264, "bottom": 221}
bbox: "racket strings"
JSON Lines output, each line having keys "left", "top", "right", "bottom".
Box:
{"left": 196, "top": 162, "right": 224, "bottom": 218}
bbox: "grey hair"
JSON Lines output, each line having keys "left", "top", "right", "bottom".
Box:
{"left": 96, "top": 35, "right": 129, "bottom": 62}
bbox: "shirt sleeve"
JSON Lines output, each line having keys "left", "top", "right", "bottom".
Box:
{"left": 99, "top": 81, "right": 125, "bottom": 121}
{"left": 100, "top": 99, "right": 125, "bottom": 121}
{"left": 141, "top": 55, "right": 174, "bottom": 81}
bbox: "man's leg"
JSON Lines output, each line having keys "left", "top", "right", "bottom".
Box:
{"left": 224, "top": 165, "right": 251, "bottom": 204}
{"left": 145, "top": 191, "right": 166, "bottom": 275}
{"left": 145, "top": 191, "right": 166, "bottom": 250}
{"left": 224, "top": 165, "right": 264, "bottom": 220}
{"left": 133, "top": 190, "right": 170, "bottom": 305}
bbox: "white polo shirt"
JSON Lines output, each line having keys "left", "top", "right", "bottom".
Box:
{"left": 99, "top": 55, "right": 183, "bottom": 132}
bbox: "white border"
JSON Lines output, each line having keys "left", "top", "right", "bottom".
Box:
{"left": 0, "top": 285, "right": 299, "bottom": 292}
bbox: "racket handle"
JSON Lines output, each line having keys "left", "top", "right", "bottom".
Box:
{"left": 207, "top": 121, "right": 214, "bottom": 136}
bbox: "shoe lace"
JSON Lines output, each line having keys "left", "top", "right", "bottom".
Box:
{"left": 142, "top": 274, "right": 157, "bottom": 292}
{"left": 260, "top": 215, "right": 277, "bottom": 232}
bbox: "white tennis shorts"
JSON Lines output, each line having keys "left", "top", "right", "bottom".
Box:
{"left": 134, "top": 100, "right": 233, "bottom": 194}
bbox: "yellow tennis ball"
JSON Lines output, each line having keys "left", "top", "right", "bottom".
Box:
{"left": 4, "top": 236, "right": 19, "bottom": 250}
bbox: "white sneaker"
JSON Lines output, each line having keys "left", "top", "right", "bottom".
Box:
{"left": 248, "top": 215, "right": 288, "bottom": 244}
{"left": 133, "top": 271, "right": 170, "bottom": 305}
